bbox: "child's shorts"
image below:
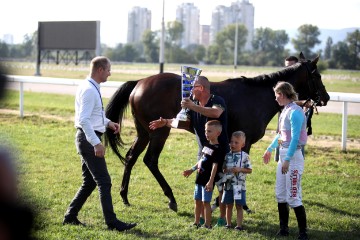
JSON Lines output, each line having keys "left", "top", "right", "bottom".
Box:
{"left": 221, "top": 189, "right": 246, "bottom": 206}
{"left": 194, "top": 184, "right": 213, "bottom": 202}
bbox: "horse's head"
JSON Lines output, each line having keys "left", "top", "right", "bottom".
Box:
{"left": 290, "top": 53, "right": 330, "bottom": 106}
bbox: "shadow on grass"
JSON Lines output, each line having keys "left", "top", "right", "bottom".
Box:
{"left": 304, "top": 199, "right": 360, "bottom": 218}
{"left": 130, "top": 229, "right": 193, "bottom": 240}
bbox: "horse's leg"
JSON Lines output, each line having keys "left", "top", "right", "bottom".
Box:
{"left": 120, "top": 124, "right": 149, "bottom": 206}
{"left": 143, "top": 130, "right": 177, "bottom": 211}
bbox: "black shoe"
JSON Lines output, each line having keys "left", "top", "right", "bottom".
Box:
{"left": 298, "top": 232, "right": 309, "bottom": 240}
{"left": 275, "top": 229, "right": 289, "bottom": 237}
{"left": 62, "top": 217, "right": 86, "bottom": 226}
{"left": 246, "top": 208, "right": 254, "bottom": 214}
{"left": 108, "top": 220, "right": 137, "bottom": 232}
{"left": 234, "top": 226, "right": 244, "bottom": 231}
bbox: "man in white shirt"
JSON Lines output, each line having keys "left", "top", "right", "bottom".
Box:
{"left": 63, "top": 56, "right": 136, "bottom": 232}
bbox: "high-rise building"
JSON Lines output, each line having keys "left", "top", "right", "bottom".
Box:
{"left": 199, "top": 25, "right": 210, "bottom": 47}
{"left": 176, "top": 3, "right": 200, "bottom": 48}
{"left": 210, "top": 0, "right": 254, "bottom": 50}
{"left": 127, "top": 7, "right": 151, "bottom": 44}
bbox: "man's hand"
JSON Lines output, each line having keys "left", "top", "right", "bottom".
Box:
{"left": 108, "top": 121, "right": 120, "bottom": 134}
{"left": 94, "top": 143, "right": 105, "bottom": 158}
{"left": 181, "top": 98, "right": 195, "bottom": 110}
{"left": 149, "top": 117, "right": 167, "bottom": 130}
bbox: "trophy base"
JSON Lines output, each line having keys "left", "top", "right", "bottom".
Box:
{"left": 171, "top": 118, "right": 190, "bottom": 129}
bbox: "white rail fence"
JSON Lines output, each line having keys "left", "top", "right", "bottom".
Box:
{"left": 6, "top": 75, "right": 360, "bottom": 151}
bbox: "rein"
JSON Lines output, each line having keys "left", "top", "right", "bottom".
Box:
{"left": 301, "top": 61, "right": 323, "bottom": 136}
{"left": 303, "top": 61, "right": 321, "bottom": 106}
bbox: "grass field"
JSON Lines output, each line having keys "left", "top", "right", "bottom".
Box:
{"left": 0, "top": 62, "right": 360, "bottom": 239}
{"left": 0, "top": 112, "right": 359, "bottom": 240}
{"left": 0, "top": 90, "right": 360, "bottom": 239}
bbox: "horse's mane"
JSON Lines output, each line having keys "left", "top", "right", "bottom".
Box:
{"left": 225, "top": 62, "right": 302, "bottom": 86}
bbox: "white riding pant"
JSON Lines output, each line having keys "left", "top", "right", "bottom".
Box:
{"left": 276, "top": 147, "right": 304, "bottom": 208}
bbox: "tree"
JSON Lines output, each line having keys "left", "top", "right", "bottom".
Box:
{"left": 120, "top": 44, "right": 139, "bottom": 62}
{"left": 252, "top": 27, "right": 289, "bottom": 66}
{"left": 324, "top": 37, "right": 333, "bottom": 60}
{"left": 185, "top": 44, "right": 206, "bottom": 63}
{"left": 0, "top": 41, "right": 10, "bottom": 58}
{"left": 328, "top": 30, "right": 360, "bottom": 70}
{"left": 346, "top": 29, "right": 360, "bottom": 70}
{"left": 210, "top": 23, "right": 247, "bottom": 65}
{"left": 292, "top": 24, "right": 321, "bottom": 58}
{"left": 164, "top": 21, "right": 184, "bottom": 63}
{"left": 330, "top": 42, "right": 351, "bottom": 69}
{"left": 142, "top": 30, "right": 159, "bottom": 63}
{"left": 166, "top": 21, "right": 183, "bottom": 47}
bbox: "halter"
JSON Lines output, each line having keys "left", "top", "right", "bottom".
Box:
{"left": 302, "top": 60, "right": 322, "bottom": 106}
{"left": 301, "top": 60, "right": 323, "bottom": 136}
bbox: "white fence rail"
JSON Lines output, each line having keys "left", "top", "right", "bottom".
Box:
{"left": 6, "top": 75, "right": 360, "bottom": 151}
{"left": 326, "top": 92, "right": 360, "bottom": 151}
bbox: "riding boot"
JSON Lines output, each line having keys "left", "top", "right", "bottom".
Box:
{"left": 294, "top": 205, "right": 308, "bottom": 240}
{"left": 276, "top": 202, "right": 289, "bottom": 237}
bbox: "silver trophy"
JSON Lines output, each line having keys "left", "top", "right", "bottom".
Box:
{"left": 171, "top": 66, "right": 202, "bottom": 129}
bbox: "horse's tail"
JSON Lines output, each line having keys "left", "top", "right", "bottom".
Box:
{"left": 105, "top": 80, "right": 138, "bottom": 164}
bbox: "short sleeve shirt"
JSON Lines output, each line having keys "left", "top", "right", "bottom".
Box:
{"left": 195, "top": 143, "right": 226, "bottom": 187}
{"left": 187, "top": 95, "right": 229, "bottom": 156}
{"left": 223, "top": 151, "right": 252, "bottom": 191}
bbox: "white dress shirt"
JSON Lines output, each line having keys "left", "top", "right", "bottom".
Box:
{"left": 75, "top": 78, "right": 110, "bottom": 146}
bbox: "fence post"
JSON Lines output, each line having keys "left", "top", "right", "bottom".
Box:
{"left": 341, "top": 101, "right": 348, "bottom": 152}
{"left": 19, "top": 82, "right": 24, "bottom": 118}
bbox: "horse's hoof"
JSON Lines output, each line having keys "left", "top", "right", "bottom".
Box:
{"left": 120, "top": 191, "right": 130, "bottom": 206}
{"left": 168, "top": 202, "right": 178, "bottom": 212}
{"left": 122, "top": 198, "right": 130, "bottom": 206}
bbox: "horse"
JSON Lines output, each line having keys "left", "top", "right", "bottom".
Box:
{"left": 105, "top": 53, "right": 330, "bottom": 212}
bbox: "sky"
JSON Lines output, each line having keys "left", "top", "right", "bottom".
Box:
{"left": 0, "top": 0, "right": 359, "bottom": 47}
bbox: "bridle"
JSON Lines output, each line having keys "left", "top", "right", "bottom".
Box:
{"left": 302, "top": 60, "right": 322, "bottom": 107}
{"left": 301, "top": 60, "right": 325, "bottom": 135}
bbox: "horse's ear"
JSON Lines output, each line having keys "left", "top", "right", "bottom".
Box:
{"left": 312, "top": 55, "right": 320, "bottom": 65}
{"left": 299, "top": 52, "right": 305, "bottom": 61}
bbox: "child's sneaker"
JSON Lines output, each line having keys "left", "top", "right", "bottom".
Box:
{"left": 246, "top": 208, "right": 254, "bottom": 214}
{"left": 199, "top": 217, "right": 205, "bottom": 225}
{"left": 190, "top": 223, "right": 201, "bottom": 228}
{"left": 234, "top": 226, "right": 244, "bottom": 231}
{"left": 201, "top": 224, "right": 212, "bottom": 230}
{"left": 213, "top": 218, "right": 226, "bottom": 227}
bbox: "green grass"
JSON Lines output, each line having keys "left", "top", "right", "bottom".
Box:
{"left": 0, "top": 113, "right": 359, "bottom": 240}
{"left": 1, "top": 62, "right": 359, "bottom": 239}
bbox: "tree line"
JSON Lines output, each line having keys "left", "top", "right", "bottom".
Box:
{"left": 0, "top": 23, "right": 359, "bottom": 70}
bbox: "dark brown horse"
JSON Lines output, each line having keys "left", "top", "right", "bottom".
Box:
{"left": 105, "top": 53, "right": 330, "bottom": 212}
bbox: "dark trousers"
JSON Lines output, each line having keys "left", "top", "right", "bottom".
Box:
{"left": 64, "top": 129, "right": 117, "bottom": 225}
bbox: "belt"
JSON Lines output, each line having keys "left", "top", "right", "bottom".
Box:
{"left": 280, "top": 145, "right": 302, "bottom": 149}
{"left": 77, "top": 128, "right": 103, "bottom": 136}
